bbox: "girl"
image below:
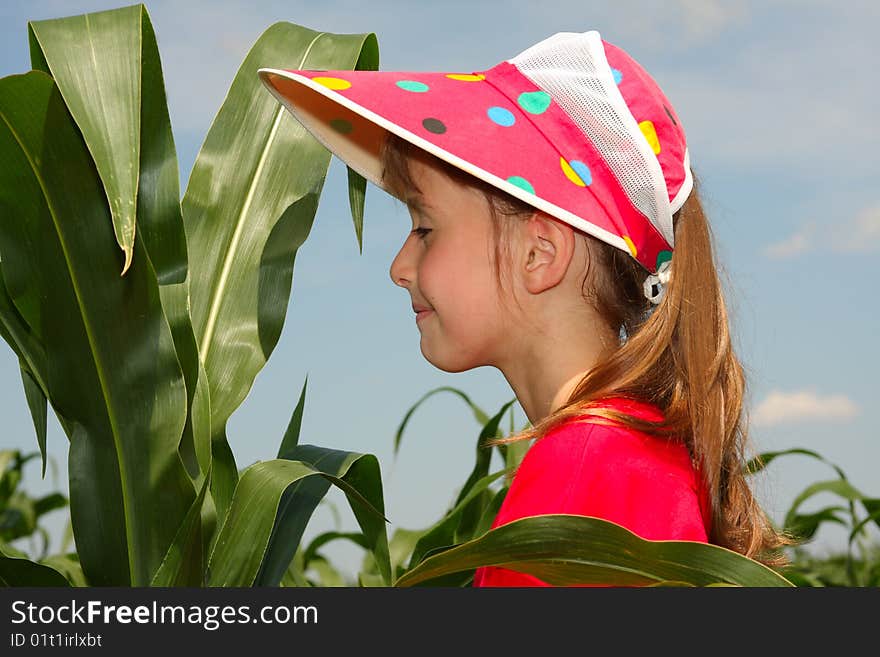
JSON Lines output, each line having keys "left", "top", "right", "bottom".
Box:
{"left": 258, "top": 30, "right": 793, "bottom": 586}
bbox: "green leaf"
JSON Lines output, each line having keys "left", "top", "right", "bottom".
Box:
{"left": 746, "top": 447, "right": 847, "bottom": 480}
{"left": 453, "top": 400, "right": 516, "bottom": 541}
{"left": 18, "top": 362, "right": 48, "bottom": 477}
{"left": 784, "top": 479, "right": 869, "bottom": 532}
{"left": 0, "top": 270, "right": 76, "bottom": 441}
{"left": 280, "top": 551, "right": 312, "bottom": 587}
{"left": 277, "top": 375, "right": 308, "bottom": 458}
{"left": 301, "top": 531, "right": 370, "bottom": 569}
{"left": 0, "top": 71, "right": 194, "bottom": 585}
{"left": 181, "top": 24, "right": 378, "bottom": 524}
{"left": 408, "top": 469, "right": 507, "bottom": 569}
{"left": 860, "top": 498, "right": 880, "bottom": 533}
{"left": 151, "top": 470, "right": 212, "bottom": 586}
{"left": 0, "top": 541, "right": 70, "bottom": 586}
{"left": 343, "top": 36, "right": 378, "bottom": 254}
{"left": 347, "top": 169, "right": 368, "bottom": 253}
{"left": 29, "top": 4, "right": 148, "bottom": 274}
{"left": 785, "top": 506, "right": 849, "bottom": 542}
{"left": 256, "top": 445, "right": 390, "bottom": 586}
{"left": 32, "top": 493, "right": 67, "bottom": 519}
{"left": 393, "top": 386, "right": 491, "bottom": 457}
{"left": 207, "top": 455, "right": 389, "bottom": 586}
{"left": 472, "top": 487, "right": 508, "bottom": 538}
{"left": 395, "top": 514, "right": 794, "bottom": 587}
{"left": 306, "top": 555, "right": 347, "bottom": 587}
{"left": 39, "top": 553, "right": 87, "bottom": 587}
{"left": 0, "top": 257, "right": 50, "bottom": 405}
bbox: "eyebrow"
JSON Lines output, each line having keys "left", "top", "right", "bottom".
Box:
{"left": 403, "top": 194, "right": 432, "bottom": 212}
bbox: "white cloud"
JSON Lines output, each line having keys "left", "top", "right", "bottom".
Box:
{"left": 831, "top": 205, "right": 880, "bottom": 253}
{"left": 752, "top": 389, "right": 859, "bottom": 427}
{"left": 763, "top": 222, "right": 815, "bottom": 259}
{"left": 763, "top": 204, "right": 880, "bottom": 258}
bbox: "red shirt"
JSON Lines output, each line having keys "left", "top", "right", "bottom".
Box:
{"left": 472, "top": 396, "right": 712, "bottom": 587}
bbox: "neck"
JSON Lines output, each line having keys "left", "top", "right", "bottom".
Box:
{"left": 497, "top": 317, "right": 617, "bottom": 426}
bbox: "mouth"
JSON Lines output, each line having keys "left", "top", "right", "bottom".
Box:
{"left": 414, "top": 307, "right": 434, "bottom": 323}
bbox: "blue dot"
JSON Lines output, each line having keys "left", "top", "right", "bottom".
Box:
{"left": 396, "top": 80, "right": 429, "bottom": 92}
{"left": 569, "top": 160, "right": 592, "bottom": 186}
{"left": 507, "top": 176, "right": 535, "bottom": 194}
{"left": 487, "top": 106, "right": 515, "bottom": 127}
{"left": 612, "top": 68, "right": 623, "bottom": 85}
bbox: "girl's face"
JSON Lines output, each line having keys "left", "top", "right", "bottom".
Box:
{"left": 389, "top": 157, "right": 515, "bottom": 372}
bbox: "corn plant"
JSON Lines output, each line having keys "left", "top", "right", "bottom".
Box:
{"left": 746, "top": 448, "right": 880, "bottom": 586}
{"left": 0, "top": 2, "right": 388, "bottom": 587}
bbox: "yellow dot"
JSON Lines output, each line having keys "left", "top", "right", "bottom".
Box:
{"left": 623, "top": 236, "right": 637, "bottom": 257}
{"left": 560, "top": 157, "right": 586, "bottom": 187}
{"left": 445, "top": 73, "right": 485, "bottom": 81}
{"left": 639, "top": 120, "right": 661, "bottom": 155}
{"left": 312, "top": 76, "right": 351, "bottom": 90}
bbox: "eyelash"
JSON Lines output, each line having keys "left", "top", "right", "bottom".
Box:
{"left": 411, "top": 227, "right": 431, "bottom": 240}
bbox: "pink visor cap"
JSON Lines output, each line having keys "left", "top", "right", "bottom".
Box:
{"left": 258, "top": 31, "right": 692, "bottom": 276}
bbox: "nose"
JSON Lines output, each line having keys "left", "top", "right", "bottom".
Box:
{"left": 389, "top": 236, "right": 415, "bottom": 289}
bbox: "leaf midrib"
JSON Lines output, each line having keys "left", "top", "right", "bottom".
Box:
{"left": 199, "top": 31, "right": 326, "bottom": 363}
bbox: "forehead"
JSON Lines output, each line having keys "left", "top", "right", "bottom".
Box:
{"left": 402, "top": 156, "right": 484, "bottom": 212}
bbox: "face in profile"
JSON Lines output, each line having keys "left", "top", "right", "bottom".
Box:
{"left": 388, "top": 156, "right": 518, "bottom": 373}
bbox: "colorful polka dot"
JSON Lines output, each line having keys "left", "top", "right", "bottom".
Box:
{"left": 517, "top": 91, "right": 551, "bottom": 114}
{"left": 639, "top": 120, "right": 661, "bottom": 155}
{"left": 422, "top": 118, "right": 446, "bottom": 134}
{"left": 446, "top": 73, "right": 485, "bottom": 81}
{"left": 623, "top": 236, "right": 637, "bottom": 258}
{"left": 329, "top": 118, "right": 353, "bottom": 134}
{"left": 487, "top": 106, "right": 515, "bottom": 127}
{"left": 571, "top": 161, "right": 592, "bottom": 185}
{"left": 561, "top": 158, "right": 592, "bottom": 186}
{"left": 656, "top": 250, "right": 672, "bottom": 269}
{"left": 507, "top": 176, "right": 534, "bottom": 194}
{"left": 612, "top": 68, "right": 623, "bottom": 85}
{"left": 397, "top": 80, "right": 429, "bottom": 92}
{"left": 313, "top": 77, "right": 351, "bottom": 90}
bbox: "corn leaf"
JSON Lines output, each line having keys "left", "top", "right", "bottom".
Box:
{"left": 181, "top": 23, "right": 377, "bottom": 525}
{"left": 395, "top": 514, "right": 794, "bottom": 587}
{"left": 29, "top": 4, "right": 151, "bottom": 275}
{"left": 0, "top": 71, "right": 193, "bottom": 585}
{"left": 207, "top": 453, "right": 389, "bottom": 586}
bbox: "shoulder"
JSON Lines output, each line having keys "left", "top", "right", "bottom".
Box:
{"left": 495, "top": 396, "right": 710, "bottom": 541}
{"left": 519, "top": 397, "right": 696, "bottom": 486}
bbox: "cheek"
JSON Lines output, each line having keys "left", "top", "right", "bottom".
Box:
{"left": 422, "top": 242, "right": 499, "bottom": 313}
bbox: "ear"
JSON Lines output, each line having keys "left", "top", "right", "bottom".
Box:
{"left": 517, "top": 212, "right": 577, "bottom": 294}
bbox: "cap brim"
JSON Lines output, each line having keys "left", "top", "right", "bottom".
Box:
{"left": 257, "top": 66, "right": 665, "bottom": 271}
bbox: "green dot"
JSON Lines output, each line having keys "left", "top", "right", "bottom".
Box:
{"left": 329, "top": 118, "right": 353, "bottom": 134}
{"left": 396, "top": 80, "right": 429, "bottom": 92}
{"left": 507, "top": 176, "right": 535, "bottom": 194}
{"left": 517, "top": 90, "right": 551, "bottom": 114}
{"left": 656, "top": 250, "right": 673, "bottom": 269}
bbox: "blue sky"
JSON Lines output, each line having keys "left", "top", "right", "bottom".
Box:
{"left": 1, "top": 0, "right": 878, "bottom": 577}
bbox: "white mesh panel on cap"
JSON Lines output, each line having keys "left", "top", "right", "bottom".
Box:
{"left": 509, "top": 31, "right": 674, "bottom": 246}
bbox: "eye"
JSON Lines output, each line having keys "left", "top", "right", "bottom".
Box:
{"left": 411, "top": 227, "right": 431, "bottom": 240}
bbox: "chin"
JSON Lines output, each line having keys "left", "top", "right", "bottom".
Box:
{"left": 420, "top": 344, "right": 486, "bottom": 374}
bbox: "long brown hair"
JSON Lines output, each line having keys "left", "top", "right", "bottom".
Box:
{"left": 381, "top": 132, "right": 796, "bottom": 567}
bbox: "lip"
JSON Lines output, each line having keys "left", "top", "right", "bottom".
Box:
{"left": 415, "top": 309, "right": 433, "bottom": 323}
